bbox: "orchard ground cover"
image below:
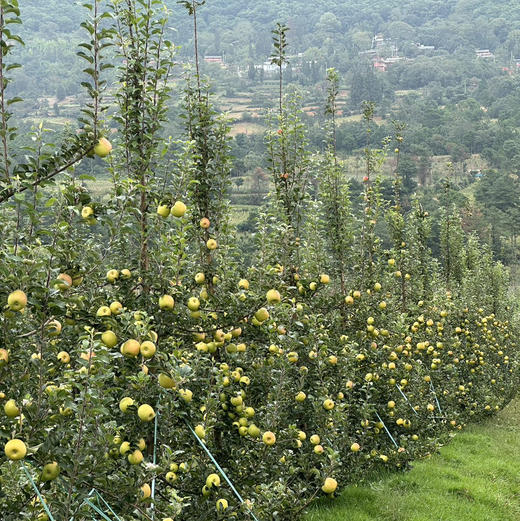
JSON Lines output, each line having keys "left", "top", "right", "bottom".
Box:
{"left": 307, "top": 398, "right": 520, "bottom": 521}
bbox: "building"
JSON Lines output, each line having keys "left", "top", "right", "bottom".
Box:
{"left": 204, "top": 55, "right": 224, "bottom": 64}
{"left": 476, "top": 49, "right": 494, "bottom": 59}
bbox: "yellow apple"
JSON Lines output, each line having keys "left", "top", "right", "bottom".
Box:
{"left": 121, "top": 339, "right": 140, "bottom": 357}
{"left": 238, "top": 279, "right": 249, "bottom": 290}
{"left": 216, "top": 499, "right": 228, "bottom": 511}
{"left": 323, "top": 399, "right": 335, "bottom": 410}
{"left": 140, "top": 483, "right": 151, "bottom": 499}
{"left": 266, "top": 289, "right": 281, "bottom": 304}
{"left": 206, "top": 473, "right": 221, "bottom": 488}
{"left": 165, "top": 472, "right": 177, "bottom": 484}
{"left": 106, "top": 269, "right": 119, "bottom": 283}
{"left": 195, "top": 272, "right": 205, "bottom": 284}
{"left": 96, "top": 306, "right": 111, "bottom": 318}
{"left": 200, "top": 217, "right": 210, "bottom": 228}
{"left": 262, "top": 431, "right": 276, "bottom": 446}
{"left": 93, "top": 137, "right": 112, "bottom": 158}
{"left": 128, "top": 449, "right": 144, "bottom": 465}
{"left": 57, "top": 351, "right": 70, "bottom": 364}
{"left": 187, "top": 297, "right": 200, "bottom": 311}
{"left": 179, "top": 388, "right": 193, "bottom": 402}
{"left": 109, "top": 301, "right": 123, "bottom": 315}
{"left": 194, "top": 424, "right": 206, "bottom": 438}
{"left": 119, "top": 397, "right": 135, "bottom": 412}
{"left": 7, "top": 290, "right": 27, "bottom": 311}
{"left": 81, "top": 206, "right": 94, "bottom": 219}
{"left": 140, "top": 341, "right": 156, "bottom": 359}
{"left": 170, "top": 201, "right": 187, "bottom": 217}
{"left": 120, "top": 268, "right": 132, "bottom": 279}
{"left": 295, "top": 391, "right": 306, "bottom": 402}
{"left": 159, "top": 294, "right": 174, "bottom": 310}
{"left": 320, "top": 274, "right": 330, "bottom": 284}
{"left": 157, "top": 204, "right": 170, "bottom": 218}
{"left": 254, "top": 307, "right": 269, "bottom": 322}
{"left": 0, "top": 348, "right": 9, "bottom": 366}
{"left": 206, "top": 238, "right": 218, "bottom": 250}
{"left": 4, "top": 439, "right": 27, "bottom": 460}
{"left": 322, "top": 477, "right": 337, "bottom": 494}
{"left": 138, "top": 404, "right": 155, "bottom": 421}
{"left": 55, "top": 273, "right": 72, "bottom": 291}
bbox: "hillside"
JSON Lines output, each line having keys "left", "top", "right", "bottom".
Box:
{"left": 6, "top": 0, "right": 520, "bottom": 265}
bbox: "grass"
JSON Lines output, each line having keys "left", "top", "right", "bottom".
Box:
{"left": 306, "top": 399, "right": 520, "bottom": 521}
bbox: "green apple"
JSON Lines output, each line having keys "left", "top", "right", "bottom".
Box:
{"left": 4, "top": 399, "right": 19, "bottom": 418}
{"left": 194, "top": 272, "right": 205, "bottom": 284}
{"left": 158, "top": 373, "right": 176, "bottom": 389}
{"left": 102, "top": 330, "right": 118, "bottom": 348}
{"left": 41, "top": 462, "right": 60, "bottom": 481}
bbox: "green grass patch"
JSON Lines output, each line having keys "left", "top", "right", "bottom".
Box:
{"left": 307, "top": 399, "right": 520, "bottom": 521}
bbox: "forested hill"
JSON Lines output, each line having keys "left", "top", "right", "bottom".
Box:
{"left": 14, "top": 0, "right": 520, "bottom": 99}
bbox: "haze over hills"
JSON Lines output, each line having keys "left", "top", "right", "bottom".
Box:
{"left": 14, "top": 0, "right": 520, "bottom": 98}
{"left": 7, "top": 0, "right": 520, "bottom": 264}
